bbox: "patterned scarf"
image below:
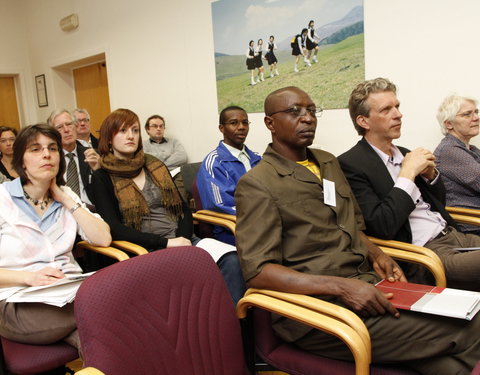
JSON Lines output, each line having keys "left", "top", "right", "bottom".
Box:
{"left": 99, "top": 150, "right": 183, "bottom": 230}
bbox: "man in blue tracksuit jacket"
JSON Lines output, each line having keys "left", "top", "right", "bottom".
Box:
{"left": 197, "top": 106, "right": 261, "bottom": 245}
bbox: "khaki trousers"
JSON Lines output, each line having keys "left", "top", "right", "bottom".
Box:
{"left": 424, "top": 226, "right": 480, "bottom": 290}
{"left": 295, "top": 307, "right": 480, "bottom": 375}
{"left": 0, "top": 301, "right": 79, "bottom": 349}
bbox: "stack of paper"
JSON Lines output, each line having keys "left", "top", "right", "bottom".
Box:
{"left": 376, "top": 280, "right": 480, "bottom": 320}
{"left": 6, "top": 272, "right": 94, "bottom": 307}
{"left": 196, "top": 238, "right": 236, "bottom": 263}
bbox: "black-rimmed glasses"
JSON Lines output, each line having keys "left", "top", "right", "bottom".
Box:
{"left": 267, "top": 105, "right": 323, "bottom": 118}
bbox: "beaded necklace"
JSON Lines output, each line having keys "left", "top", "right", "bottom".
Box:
{"left": 23, "top": 189, "right": 52, "bottom": 210}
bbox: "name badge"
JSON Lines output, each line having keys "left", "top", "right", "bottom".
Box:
{"left": 323, "top": 178, "right": 336, "bottom": 207}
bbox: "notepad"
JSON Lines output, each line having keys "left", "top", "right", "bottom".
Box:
{"left": 376, "top": 280, "right": 480, "bottom": 320}
{"left": 6, "top": 272, "right": 95, "bottom": 307}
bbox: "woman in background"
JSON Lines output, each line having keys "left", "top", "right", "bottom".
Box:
{"left": 291, "top": 28, "right": 308, "bottom": 72}
{"left": 246, "top": 40, "right": 257, "bottom": 86}
{"left": 0, "top": 124, "right": 110, "bottom": 351}
{"left": 0, "top": 126, "right": 19, "bottom": 180}
{"left": 434, "top": 94, "right": 480, "bottom": 234}
{"left": 306, "top": 20, "right": 320, "bottom": 64}
{"left": 265, "top": 35, "right": 279, "bottom": 78}
{"left": 254, "top": 38, "right": 265, "bottom": 82}
{"left": 92, "top": 109, "right": 245, "bottom": 304}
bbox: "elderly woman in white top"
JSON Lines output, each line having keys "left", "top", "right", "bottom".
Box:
{"left": 0, "top": 124, "right": 111, "bottom": 351}
{"left": 434, "top": 95, "right": 480, "bottom": 234}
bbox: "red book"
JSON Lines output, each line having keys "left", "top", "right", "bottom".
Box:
{"left": 376, "top": 280, "right": 480, "bottom": 320}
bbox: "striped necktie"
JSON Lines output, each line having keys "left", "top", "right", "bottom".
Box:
{"left": 66, "top": 153, "right": 81, "bottom": 197}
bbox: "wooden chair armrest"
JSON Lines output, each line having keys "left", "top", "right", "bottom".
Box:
{"left": 380, "top": 247, "right": 446, "bottom": 287}
{"left": 195, "top": 210, "right": 237, "bottom": 223}
{"left": 449, "top": 213, "right": 480, "bottom": 227}
{"left": 446, "top": 206, "right": 480, "bottom": 217}
{"left": 76, "top": 241, "right": 129, "bottom": 262}
{"left": 237, "top": 292, "right": 370, "bottom": 375}
{"left": 111, "top": 241, "right": 149, "bottom": 256}
{"left": 368, "top": 236, "right": 441, "bottom": 260}
{"left": 75, "top": 368, "right": 105, "bottom": 375}
{"left": 243, "top": 288, "right": 370, "bottom": 350}
{"left": 367, "top": 236, "right": 446, "bottom": 287}
{"left": 192, "top": 212, "right": 236, "bottom": 234}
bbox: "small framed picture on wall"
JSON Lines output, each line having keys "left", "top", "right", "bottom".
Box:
{"left": 35, "top": 74, "right": 48, "bottom": 107}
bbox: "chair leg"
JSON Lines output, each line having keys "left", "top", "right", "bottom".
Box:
{"left": 240, "top": 310, "right": 279, "bottom": 374}
{"left": 240, "top": 311, "right": 256, "bottom": 374}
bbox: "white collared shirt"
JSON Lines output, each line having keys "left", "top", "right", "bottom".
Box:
{"left": 222, "top": 142, "right": 252, "bottom": 172}
{"left": 368, "top": 142, "right": 446, "bottom": 246}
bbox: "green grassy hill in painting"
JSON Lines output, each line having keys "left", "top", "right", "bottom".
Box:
{"left": 215, "top": 34, "right": 365, "bottom": 113}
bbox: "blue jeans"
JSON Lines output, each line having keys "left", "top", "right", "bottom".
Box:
{"left": 216, "top": 252, "right": 247, "bottom": 306}
{"left": 192, "top": 236, "right": 246, "bottom": 305}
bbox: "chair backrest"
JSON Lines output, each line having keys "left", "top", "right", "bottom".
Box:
{"left": 181, "top": 162, "right": 202, "bottom": 200}
{"left": 192, "top": 177, "right": 216, "bottom": 238}
{"left": 75, "top": 246, "right": 250, "bottom": 375}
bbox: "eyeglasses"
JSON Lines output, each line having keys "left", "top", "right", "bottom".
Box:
{"left": 457, "top": 109, "right": 479, "bottom": 119}
{"left": 77, "top": 118, "right": 90, "bottom": 123}
{"left": 267, "top": 105, "right": 323, "bottom": 118}
{"left": 26, "top": 144, "right": 59, "bottom": 154}
{"left": 0, "top": 137, "right": 15, "bottom": 144}
{"left": 149, "top": 124, "right": 165, "bottom": 129}
{"left": 54, "top": 122, "right": 76, "bottom": 132}
{"left": 223, "top": 120, "right": 251, "bottom": 127}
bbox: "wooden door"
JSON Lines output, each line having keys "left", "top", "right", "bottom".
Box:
{"left": 0, "top": 77, "right": 20, "bottom": 131}
{"left": 73, "top": 62, "right": 111, "bottom": 138}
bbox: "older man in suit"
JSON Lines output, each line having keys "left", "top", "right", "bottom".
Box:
{"left": 48, "top": 109, "right": 100, "bottom": 206}
{"left": 73, "top": 108, "right": 99, "bottom": 149}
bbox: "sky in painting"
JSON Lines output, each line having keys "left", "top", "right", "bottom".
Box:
{"left": 212, "top": 0, "right": 362, "bottom": 55}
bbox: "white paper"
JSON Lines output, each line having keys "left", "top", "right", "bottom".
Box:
{"left": 5, "top": 272, "right": 94, "bottom": 307}
{"left": 195, "top": 238, "right": 236, "bottom": 263}
{"left": 412, "top": 290, "right": 480, "bottom": 320}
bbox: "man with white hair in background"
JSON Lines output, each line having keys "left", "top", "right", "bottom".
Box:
{"left": 73, "top": 108, "right": 99, "bottom": 149}
{"left": 47, "top": 109, "right": 100, "bottom": 206}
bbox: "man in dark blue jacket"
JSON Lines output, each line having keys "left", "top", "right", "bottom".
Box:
{"left": 197, "top": 106, "right": 261, "bottom": 245}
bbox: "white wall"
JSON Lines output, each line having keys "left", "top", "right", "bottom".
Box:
{"left": 363, "top": 0, "right": 480, "bottom": 154}
{"left": 1, "top": 0, "right": 480, "bottom": 161}
{"left": 0, "top": 0, "right": 35, "bottom": 126}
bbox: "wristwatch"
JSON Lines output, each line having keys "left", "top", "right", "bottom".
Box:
{"left": 69, "top": 202, "right": 81, "bottom": 214}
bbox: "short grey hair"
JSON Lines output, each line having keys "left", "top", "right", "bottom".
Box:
{"left": 73, "top": 108, "right": 91, "bottom": 122}
{"left": 47, "top": 109, "right": 75, "bottom": 126}
{"left": 436, "top": 95, "right": 478, "bottom": 135}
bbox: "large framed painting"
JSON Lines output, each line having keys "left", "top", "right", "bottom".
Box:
{"left": 211, "top": 0, "right": 364, "bottom": 112}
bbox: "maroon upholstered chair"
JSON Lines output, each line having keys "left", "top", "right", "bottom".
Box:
{"left": 74, "top": 247, "right": 251, "bottom": 375}
{"left": 252, "top": 307, "right": 419, "bottom": 375}
{"left": 0, "top": 337, "right": 77, "bottom": 375}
